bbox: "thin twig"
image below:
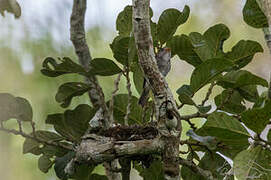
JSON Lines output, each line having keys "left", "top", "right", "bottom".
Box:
{"left": 70, "top": 0, "right": 109, "bottom": 126}
{"left": 109, "top": 73, "right": 122, "bottom": 123}
{"left": 0, "top": 125, "right": 73, "bottom": 151}
{"left": 180, "top": 112, "right": 209, "bottom": 120}
{"left": 178, "top": 103, "right": 185, "bottom": 110}
{"left": 201, "top": 82, "right": 216, "bottom": 106}
{"left": 179, "top": 158, "right": 216, "bottom": 180}
{"left": 124, "top": 67, "right": 132, "bottom": 126}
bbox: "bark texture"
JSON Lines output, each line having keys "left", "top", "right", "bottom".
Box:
{"left": 70, "top": 1, "right": 119, "bottom": 179}
{"left": 70, "top": 0, "right": 110, "bottom": 126}
{"left": 132, "top": 0, "right": 182, "bottom": 179}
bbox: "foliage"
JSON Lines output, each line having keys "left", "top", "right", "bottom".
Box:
{"left": 1, "top": 0, "right": 271, "bottom": 180}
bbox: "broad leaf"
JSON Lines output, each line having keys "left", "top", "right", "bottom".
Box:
{"left": 33, "top": 130, "right": 64, "bottom": 142}
{"left": 177, "top": 85, "right": 195, "bottom": 105}
{"left": 132, "top": 64, "right": 144, "bottom": 95}
{"left": 167, "top": 35, "right": 202, "bottom": 67}
{"left": 226, "top": 40, "right": 263, "bottom": 69}
{"left": 46, "top": 104, "right": 96, "bottom": 142}
{"left": 158, "top": 6, "right": 190, "bottom": 44}
{"left": 55, "top": 82, "right": 91, "bottom": 108}
{"left": 113, "top": 94, "right": 150, "bottom": 125}
{"left": 116, "top": 6, "right": 132, "bottom": 36}
{"left": 242, "top": 0, "right": 268, "bottom": 28}
{"left": 198, "top": 112, "right": 250, "bottom": 158}
{"left": 217, "top": 70, "right": 268, "bottom": 88}
{"left": 88, "top": 58, "right": 122, "bottom": 76}
{"left": 110, "top": 36, "right": 130, "bottom": 65}
{"left": 234, "top": 146, "right": 271, "bottom": 180}
{"left": 41, "top": 145, "right": 68, "bottom": 158}
{"left": 0, "top": 0, "right": 21, "bottom": 18}
{"left": 215, "top": 89, "right": 246, "bottom": 114}
{"left": 135, "top": 160, "right": 164, "bottom": 180}
{"left": 190, "top": 24, "right": 230, "bottom": 61}
{"left": 88, "top": 174, "right": 108, "bottom": 180}
{"left": 190, "top": 58, "right": 234, "bottom": 93}
{"left": 41, "top": 57, "right": 86, "bottom": 77}
{"left": 23, "top": 130, "right": 64, "bottom": 155}
{"left": 241, "top": 100, "right": 271, "bottom": 133}
{"left": 181, "top": 153, "right": 233, "bottom": 180}
{"left": 238, "top": 85, "right": 259, "bottom": 102}
{"left": 0, "top": 93, "right": 33, "bottom": 122}
{"left": 23, "top": 138, "right": 42, "bottom": 155}
{"left": 176, "top": 85, "right": 193, "bottom": 97}
{"left": 54, "top": 151, "right": 75, "bottom": 180}
{"left": 38, "top": 155, "right": 54, "bottom": 173}
{"left": 197, "top": 105, "right": 211, "bottom": 114}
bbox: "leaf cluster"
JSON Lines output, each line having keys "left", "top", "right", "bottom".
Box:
{"left": 1, "top": 1, "right": 271, "bottom": 179}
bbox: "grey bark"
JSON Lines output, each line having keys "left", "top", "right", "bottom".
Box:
{"left": 132, "top": 0, "right": 181, "bottom": 179}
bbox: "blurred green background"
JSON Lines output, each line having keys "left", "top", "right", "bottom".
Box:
{"left": 0, "top": 0, "right": 270, "bottom": 179}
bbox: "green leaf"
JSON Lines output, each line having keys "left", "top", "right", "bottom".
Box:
{"left": 234, "top": 146, "right": 271, "bottom": 180}
{"left": 135, "top": 160, "right": 164, "bottom": 180}
{"left": 157, "top": 6, "right": 190, "bottom": 44}
{"left": 23, "top": 138, "right": 42, "bottom": 155}
{"left": 41, "top": 145, "right": 69, "bottom": 157}
{"left": 23, "top": 130, "right": 64, "bottom": 155}
{"left": 238, "top": 85, "right": 259, "bottom": 102}
{"left": 215, "top": 89, "right": 246, "bottom": 114}
{"left": 128, "top": 36, "right": 137, "bottom": 64}
{"left": 116, "top": 6, "right": 132, "bottom": 36}
{"left": 113, "top": 94, "right": 150, "bottom": 125}
{"left": 132, "top": 64, "right": 144, "bottom": 95}
{"left": 217, "top": 70, "right": 268, "bottom": 88}
{"left": 38, "top": 155, "right": 54, "bottom": 173}
{"left": 88, "top": 58, "right": 122, "bottom": 76}
{"left": 178, "top": 93, "right": 195, "bottom": 105}
{"left": 54, "top": 151, "right": 75, "bottom": 180}
{"left": 41, "top": 57, "right": 86, "bottom": 77}
{"left": 241, "top": 100, "right": 271, "bottom": 133}
{"left": 176, "top": 85, "right": 193, "bottom": 97}
{"left": 0, "top": 93, "right": 33, "bottom": 122}
{"left": 46, "top": 104, "right": 96, "bottom": 142}
{"left": 197, "top": 105, "right": 211, "bottom": 114}
{"left": 198, "top": 112, "right": 250, "bottom": 158}
{"left": 190, "top": 58, "right": 234, "bottom": 93}
{"left": 190, "top": 24, "right": 230, "bottom": 61}
{"left": 34, "top": 130, "right": 64, "bottom": 142}
{"left": 0, "top": 0, "right": 21, "bottom": 18}
{"left": 88, "top": 174, "right": 108, "bottom": 180}
{"left": 110, "top": 36, "right": 130, "bottom": 65}
{"left": 242, "top": 0, "right": 268, "bottom": 28}
{"left": 187, "top": 130, "right": 218, "bottom": 150}
{"left": 181, "top": 153, "right": 233, "bottom": 180}
{"left": 55, "top": 82, "right": 91, "bottom": 108}
{"left": 15, "top": 97, "right": 33, "bottom": 121}
{"left": 177, "top": 85, "right": 194, "bottom": 105}
{"left": 167, "top": 35, "right": 202, "bottom": 67}
{"left": 151, "top": 21, "right": 159, "bottom": 47}
{"left": 226, "top": 40, "right": 263, "bottom": 69}
{"left": 72, "top": 164, "right": 95, "bottom": 180}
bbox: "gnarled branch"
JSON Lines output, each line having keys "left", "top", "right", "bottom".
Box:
{"left": 132, "top": 0, "right": 182, "bottom": 179}
{"left": 70, "top": 0, "right": 110, "bottom": 126}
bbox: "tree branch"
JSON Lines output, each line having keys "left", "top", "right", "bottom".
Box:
{"left": 132, "top": 0, "right": 182, "bottom": 179}
{"left": 70, "top": 0, "right": 110, "bottom": 126}
{"left": 179, "top": 158, "right": 216, "bottom": 180}
{"left": 0, "top": 124, "right": 73, "bottom": 151}
{"left": 70, "top": 134, "right": 164, "bottom": 165}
